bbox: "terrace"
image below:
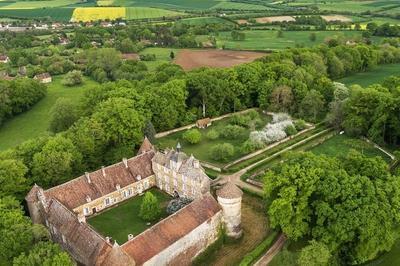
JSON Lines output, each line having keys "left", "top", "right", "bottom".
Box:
{"left": 88, "top": 188, "right": 172, "bottom": 244}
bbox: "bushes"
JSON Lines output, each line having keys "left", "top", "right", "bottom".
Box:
{"left": 240, "top": 139, "right": 265, "bottom": 154}
{"left": 206, "top": 129, "right": 219, "bottom": 140}
{"left": 285, "top": 125, "right": 298, "bottom": 136}
{"left": 182, "top": 129, "right": 202, "bottom": 144}
{"left": 211, "top": 143, "right": 234, "bottom": 162}
{"left": 294, "top": 119, "right": 307, "bottom": 131}
{"left": 220, "top": 125, "right": 246, "bottom": 139}
{"left": 61, "top": 70, "right": 83, "bottom": 86}
{"left": 229, "top": 110, "right": 260, "bottom": 128}
{"left": 239, "top": 231, "right": 279, "bottom": 266}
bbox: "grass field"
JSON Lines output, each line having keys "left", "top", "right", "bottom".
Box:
{"left": 211, "top": 1, "right": 271, "bottom": 10}
{"left": 365, "top": 239, "right": 400, "bottom": 266}
{"left": 139, "top": 47, "right": 181, "bottom": 70}
{"left": 210, "top": 30, "right": 377, "bottom": 51}
{"left": 0, "top": 8, "right": 74, "bottom": 21}
{"left": 0, "top": 76, "right": 98, "bottom": 151}
{"left": 88, "top": 188, "right": 171, "bottom": 244}
{"left": 177, "top": 16, "right": 235, "bottom": 26}
{"left": 0, "top": 0, "right": 81, "bottom": 9}
{"left": 338, "top": 63, "right": 400, "bottom": 87}
{"left": 310, "top": 134, "right": 392, "bottom": 162}
{"left": 156, "top": 112, "right": 271, "bottom": 167}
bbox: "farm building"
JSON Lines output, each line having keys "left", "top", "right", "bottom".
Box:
{"left": 26, "top": 138, "right": 242, "bottom": 265}
{"left": 0, "top": 55, "right": 9, "bottom": 63}
{"left": 196, "top": 117, "right": 212, "bottom": 129}
{"left": 34, "top": 73, "right": 52, "bottom": 83}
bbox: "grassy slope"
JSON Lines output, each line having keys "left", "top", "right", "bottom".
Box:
{"left": 125, "top": 7, "right": 183, "bottom": 20}
{"left": 212, "top": 30, "right": 380, "bottom": 51}
{"left": 88, "top": 188, "right": 171, "bottom": 244}
{"left": 287, "top": 0, "right": 400, "bottom": 12}
{"left": 0, "top": 0, "right": 80, "bottom": 9}
{"left": 0, "top": 76, "right": 98, "bottom": 151}
{"left": 338, "top": 63, "right": 400, "bottom": 87}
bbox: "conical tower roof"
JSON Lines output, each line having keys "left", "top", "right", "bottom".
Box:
{"left": 137, "top": 136, "right": 154, "bottom": 155}
{"left": 216, "top": 181, "right": 243, "bottom": 199}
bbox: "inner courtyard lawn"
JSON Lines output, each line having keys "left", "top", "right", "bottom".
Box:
{"left": 88, "top": 188, "right": 172, "bottom": 244}
{"left": 155, "top": 112, "right": 271, "bottom": 167}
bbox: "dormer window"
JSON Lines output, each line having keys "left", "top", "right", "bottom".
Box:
{"left": 116, "top": 184, "right": 121, "bottom": 190}
{"left": 86, "top": 195, "right": 91, "bottom": 202}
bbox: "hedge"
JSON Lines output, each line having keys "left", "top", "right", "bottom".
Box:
{"left": 239, "top": 231, "right": 279, "bottom": 266}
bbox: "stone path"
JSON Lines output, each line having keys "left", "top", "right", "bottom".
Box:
{"left": 254, "top": 234, "right": 286, "bottom": 266}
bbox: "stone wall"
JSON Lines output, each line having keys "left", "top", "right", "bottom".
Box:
{"left": 144, "top": 210, "right": 223, "bottom": 266}
{"left": 217, "top": 196, "right": 242, "bottom": 238}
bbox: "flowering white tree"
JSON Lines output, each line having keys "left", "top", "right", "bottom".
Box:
{"left": 250, "top": 113, "right": 294, "bottom": 144}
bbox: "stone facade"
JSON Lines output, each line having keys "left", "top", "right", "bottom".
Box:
{"left": 26, "top": 138, "right": 241, "bottom": 266}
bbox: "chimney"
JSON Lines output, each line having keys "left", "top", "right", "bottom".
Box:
{"left": 85, "top": 172, "right": 91, "bottom": 183}
{"left": 105, "top": 236, "right": 110, "bottom": 243}
{"left": 122, "top": 158, "right": 128, "bottom": 168}
{"left": 194, "top": 160, "right": 200, "bottom": 169}
{"left": 128, "top": 234, "right": 134, "bottom": 241}
{"left": 176, "top": 142, "right": 181, "bottom": 152}
{"left": 136, "top": 175, "right": 142, "bottom": 181}
{"left": 78, "top": 214, "right": 86, "bottom": 223}
{"left": 101, "top": 166, "right": 106, "bottom": 177}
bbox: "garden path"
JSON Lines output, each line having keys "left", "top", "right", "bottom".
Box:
{"left": 254, "top": 234, "right": 286, "bottom": 266}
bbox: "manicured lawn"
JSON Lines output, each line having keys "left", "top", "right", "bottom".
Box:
{"left": 139, "top": 47, "right": 181, "bottom": 70}
{"left": 212, "top": 30, "right": 381, "bottom": 51}
{"left": 0, "top": 76, "right": 98, "bottom": 151}
{"left": 88, "top": 188, "right": 172, "bottom": 244}
{"left": 338, "top": 63, "right": 400, "bottom": 87}
{"left": 310, "top": 134, "right": 392, "bottom": 162}
{"left": 156, "top": 112, "right": 271, "bottom": 167}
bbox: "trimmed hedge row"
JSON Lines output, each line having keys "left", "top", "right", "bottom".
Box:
{"left": 239, "top": 231, "right": 279, "bottom": 266}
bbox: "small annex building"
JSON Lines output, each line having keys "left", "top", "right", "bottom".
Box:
{"left": 26, "top": 137, "right": 241, "bottom": 266}
{"left": 34, "top": 72, "right": 52, "bottom": 83}
{"left": 196, "top": 117, "right": 212, "bottom": 129}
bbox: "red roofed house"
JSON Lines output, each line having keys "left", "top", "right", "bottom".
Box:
{"left": 26, "top": 138, "right": 242, "bottom": 266}
{"left": 0, "top": 55, "right": 9, "bottom": 63}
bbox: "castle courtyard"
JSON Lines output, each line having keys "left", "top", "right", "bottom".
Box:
{"left": 88, "top": 188, "right": 172, "bottom": 244}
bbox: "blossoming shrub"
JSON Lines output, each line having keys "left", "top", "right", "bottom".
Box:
{"left": 250, "top": 113, "right": 294, "bottom": 144}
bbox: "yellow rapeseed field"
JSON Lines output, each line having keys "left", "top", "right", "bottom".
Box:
{"left": 72, "top": 7, "right": 125, "bottom": 22}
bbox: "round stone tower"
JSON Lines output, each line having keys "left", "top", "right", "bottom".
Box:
{"left": 216, "top": 181, "right": 243, "bottom": 239}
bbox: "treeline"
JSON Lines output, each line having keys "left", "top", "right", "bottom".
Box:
{"left": 0, "top": 78, "right": 46, "bottom": 126}
{"left": 367, "top": 22, "right": 400, "bottom": 37}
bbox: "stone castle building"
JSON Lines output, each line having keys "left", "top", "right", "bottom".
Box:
{"left": 26, "top": 137, "right": 243, "bottom": 266}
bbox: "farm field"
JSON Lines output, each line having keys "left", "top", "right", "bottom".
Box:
{"left": 72, "top": 7, "right": 125, "bottom": 22}
{"left": 88, "top": 188, "right": 172, "bottom": 244}
{"left": 0, "top": 0, "right": 80, "bottom": 9}
{"left": 195, "top": 192, "right": 271, "bottom": 266}
{"left": 156, "top": 112, "right": 272, "bottom": 167}
{"left": 174, "top": 49, "right": 266, "bottom": 71}
{"left": 0, "top": 76, "right": 98, "bottom": 151}
{"left": 125, "top": 7, "right": 183, "bottom": 20}
{"left": 338, "top": 63, "right": 400, "bottom": 87}
{"left": 0, "top": 8, "right": 74, "bottom": 21}
{"left": 287, "top": 0, "right": 400, "bottom": 12}
{"left": 211, "top": 30, "right": 375, "bottom": 51}
{"left": 177, "top": 16, "right": 235, "bottom": 26}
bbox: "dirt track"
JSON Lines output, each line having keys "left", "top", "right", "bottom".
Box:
{"left": 174, "top": 49, "right": 266, "bottom": 71}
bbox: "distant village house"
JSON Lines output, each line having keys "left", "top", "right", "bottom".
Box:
{"left": 0, "top": 55, "right": 9, "bottom": 63}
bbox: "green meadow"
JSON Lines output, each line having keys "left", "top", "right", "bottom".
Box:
{"left": 0, "top": 76, "right": 98, "bottom": 151}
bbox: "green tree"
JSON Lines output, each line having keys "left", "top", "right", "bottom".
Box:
{"left": 299, "top": 90, "right": 325, "bottom": 122}
{"left": 143, "top": 121, "right": 156, "bottom": 144}
{"left": 182, "top": 129, "right": 202, "bottom": 144}
{"left": 170, "top": 51, "right": 175, "bottom": 60}
{"left": 92, "top": 98, "right": 146, "bottom": 147}
{"left": 139, "top": 192, "right": 161, "bottom": 222}
{"left": 309, "top": 32, "right": 317, "bottom": 42}
{"left": 210, "top": 143, "right": 234, "bottom": 162}
{"left": 298, "top": 240, "right": 331, "bottom": 266}
{"left": 32, "top": 135, "right": 83, "bottom": 188}
{"left": 49, "top": 98, "right": 79, "bottom": 133}
{"left": 0, "top": 159, "right": 28, "bottom": 199}
{"left": 13, "top": 241, "right": 73, "bottom": 266}
{"left": 61, "top": 70, "right": 83, "bottom": 86}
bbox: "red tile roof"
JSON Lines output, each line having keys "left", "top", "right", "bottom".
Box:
{"left": 121, "top": 193, "right": 221, "bottom": 265}
{"left": 45, "top": 150, "right": 155, "bottom": 210}
{"left": 137, "top": 136, "right": 154, "bottom": 155}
